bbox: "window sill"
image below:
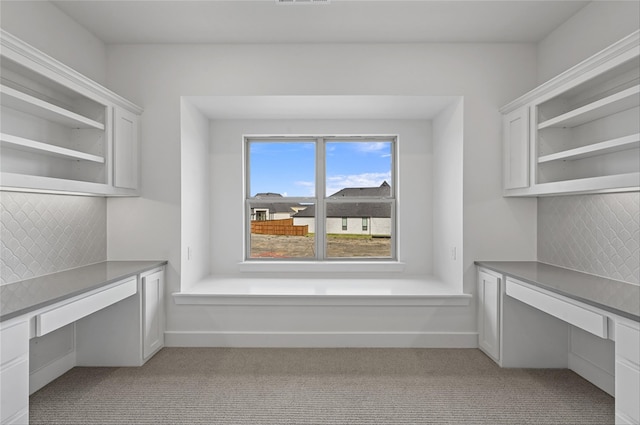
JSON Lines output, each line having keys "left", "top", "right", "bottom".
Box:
{"left": 237, "top": 261, "right": 406, "bottom": 273}
{"left": 173, "top": 275, "right": 471, "bottom": 307}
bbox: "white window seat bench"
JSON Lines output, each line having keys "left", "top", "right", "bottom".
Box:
{"left": 173, "top": 275, "right": 471, "bottom": 307}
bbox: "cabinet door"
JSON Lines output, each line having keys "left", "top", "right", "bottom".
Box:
{"left": 113, "top": 107, "right": 139, "bottom": 190}
{"left": 478, "top": 270, "right": 501, "bottom": 361}
{"left": 142, "top": 269, "right": 164, "bottom": 359}
{"left": 615, "top": 322, "right": 640, "bottom": 424}
{"left": 503, "top": 107, "right": 530, "bottom": 190}
{"left": 1, "top": 320, "right": 29, "bottom": 425}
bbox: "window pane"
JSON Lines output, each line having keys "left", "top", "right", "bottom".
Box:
{"left": 249, "top": 202, "right": 315, "bottom": 259}
{"left": 326, "top": 202, "right": 392, "bottom": 258}
{"left": 249, "top": 141, "right": 315, "bottom": 198}
{"left": 326, "top": 141, "right": 392, "bottom": 197}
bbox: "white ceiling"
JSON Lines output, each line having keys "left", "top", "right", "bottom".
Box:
{"left": 52, "top": 0, "right": 589, "bottom": 44}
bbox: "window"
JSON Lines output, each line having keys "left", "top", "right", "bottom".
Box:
{"left": 246, "top": 136, "right": 396, "bottom": 261}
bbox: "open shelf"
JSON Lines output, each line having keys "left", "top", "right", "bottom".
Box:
{"left": 538, "top": 134, "right": 640, "bottom": 164}
{"left": 0, "top": 84, "right": 105, "bottom": 130}
{"left": 0, "top": 29, "right": 143, "bottom": 196}
{"left": 502, "top": 31, "right": 640, "bottom": 197}
{"left": 538, "top": 85, "right": 640, "bottom": 130}
{"left": 0, "top": 133, "right": 105, "bottom": 163}
{"left": 504, "top": 172, "right": 640, "bottom": 197}
{"left": 0, "top": 172, "right": 138, "bottom": 197}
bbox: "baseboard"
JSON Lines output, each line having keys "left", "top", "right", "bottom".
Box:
{"left": 29, "top": 350, "right": 76, "bottom": 395}
{"left": 568, "top": 352, "right": 615, "bottom": 396}
{"left": 165, "top": 331, "right": 478, "bottom": 348}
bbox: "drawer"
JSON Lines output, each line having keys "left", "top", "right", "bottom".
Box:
{"left": 505, "top": 279, "right": 608, "bottom": 338}
{"left": 615, "top": 360, "right": 640, "bottom": 424}
{"left": 616, "top": 322, "right": 640, "bottom": 366}
{"left": 0, "top": 321, "right": 28, "bottom": 365}
{"left": 37, "top": 277, "right": 137, "bottom": 337}
{"left": 0, "top": 357, "right": 28, "bottom": 423}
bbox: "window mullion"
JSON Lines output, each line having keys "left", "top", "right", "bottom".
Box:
{"left": 316, "top": 137, "right": 326, "bottom": 261}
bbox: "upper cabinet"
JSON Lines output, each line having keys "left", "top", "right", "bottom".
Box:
{"left": 0, "top": 30, "right": 142, "bottom": 196}
{"left": 501, "top": 31, "right": 640, "bottom": 197}
{"left": 503, "top": 107, "right": 530, "bottom": 190}
{"left": 113, "top": 108, "right": 140, "bottom": 190}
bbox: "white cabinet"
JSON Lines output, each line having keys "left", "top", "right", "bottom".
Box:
{"left": 0, "top": 320, "right": 29, "bottom": 425}
{"left": 477, "top": 269, "right": 501, "bottom": 361}
{"left": 477, "top": 265, "right": 640, "bottom": 422}
{"left": 114, "top": 107, "right": 140, "bottom": 190}
{"left": 476, "top": 267, "right": 571, "bottom": 368}
{"left": 615, "top": 321, "right": 640, "bottom": 425}
{"left": 141, "top": 268, "right": 164, "bottom": 359}
{"left": 0, "top": 29, "right": 142, "bottom": 196}
{"left": 501, "top": 30, "right": 639, "bottom": 197}
{"left": 75, "top": 267, "right": 165, "bottom": 366}
{"left": 503, "top": 107, "right": 530, "bottom": 190}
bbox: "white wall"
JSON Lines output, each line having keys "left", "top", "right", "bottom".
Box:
{"left": 208, "top": 118, "right": 432, "bottom": 276}
{"left": 433, "top": 99, "right": 464, "bottom": 290}
{"left": 0, "top": 0, "right": 107, "bottom": 85}
{"left": 104, "top": 43, "right": 538, "bottom": 345}
{"left": 180, "top": 100, "right": 211, "bottom": 290}
{"left": 324, "top": 217, "right": 390, "bottom": 236}
{"left": 537, "top": 1, "right": 640, "bottom": 83}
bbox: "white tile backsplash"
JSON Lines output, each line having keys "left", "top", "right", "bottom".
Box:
{"left": 538, "top": 192, "right": 640, "bottom": 284}
{"left": 0, "top": 192, "right": 106, "bottom": 285}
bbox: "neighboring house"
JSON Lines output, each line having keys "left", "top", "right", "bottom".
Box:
{"left": 250, "top": 193, "right": 302, "bottom": 221}
{"left": 294, "top": 182, "right": 391, "bottom": 235}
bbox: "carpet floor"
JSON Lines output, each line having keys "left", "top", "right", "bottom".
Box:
{"left": 29, "top": 347, "right": 614, "bottom": 425}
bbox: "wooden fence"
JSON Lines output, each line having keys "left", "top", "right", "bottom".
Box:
{"left": 251, "top": 218, "right": 308, "bottom": 236}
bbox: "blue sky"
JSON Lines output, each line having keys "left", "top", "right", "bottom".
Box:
{"left": 249, "top": 141, "right": 392, "bottom": 197}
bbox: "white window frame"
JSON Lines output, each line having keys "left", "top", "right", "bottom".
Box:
{"left": 245, "top": 135, "right": 397, "bottom": 262}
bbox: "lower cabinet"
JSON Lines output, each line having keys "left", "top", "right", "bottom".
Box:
{"left": 477, "top": 266, "right": 640, "bottom": 424}
{"left": 477, "top": 269, "right": 501, "bottom": 362}
{"left": 0, "top": 320, "right": 29, "bottom": 425}
{"left": 76, "top": 266, "right": 166, "bottom": 366}
{"left": 615, "top": 321, "right": 640, "bottom": 425}
{"left": 142, "top": 268, "right": 165, "bottom": 360}
{"left": 0, "top": 266, "right": 165, "bottom": 424}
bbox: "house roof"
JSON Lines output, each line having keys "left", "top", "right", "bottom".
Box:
{"left": 329, "top": 181, "right": 390, "bottom": 198}
{"left": 294, "top": 182, "right": 392, "bottom": 218}
{"left": 251, "top": 193, "right": 302, "bottom": 214}
{"left": 254, "top": 192, "right": 283, "bottom": 198}
{"left": 252, "top": 203, "right": 298, "bottom": 214}
{"left": 293, "top": 203, "right": 391, "bottom": 218}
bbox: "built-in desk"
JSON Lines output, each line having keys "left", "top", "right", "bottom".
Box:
{"left": 475, "top": 261, "right": 639, "bottom": 425}
{"left": 0, "top": 261, "right": 166, "bottom": 425}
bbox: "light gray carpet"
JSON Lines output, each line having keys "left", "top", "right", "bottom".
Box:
{"left": 30, "top": 348, "right": 614, "bottom": 424}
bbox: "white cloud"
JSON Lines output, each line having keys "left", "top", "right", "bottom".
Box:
{"left": 355, "top": 142, "right": 389, "bottom": 154}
